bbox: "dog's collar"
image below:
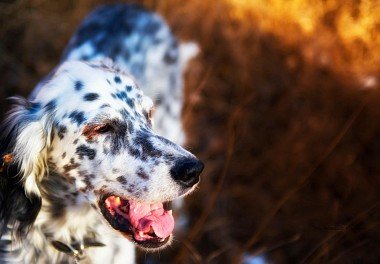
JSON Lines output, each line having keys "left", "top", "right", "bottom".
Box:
{"left": 51, "top": 238, "right": 105, "bottom": 263}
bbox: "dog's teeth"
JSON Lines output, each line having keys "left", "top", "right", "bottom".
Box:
{"left": 168, "top": 210, "right": 172, "bottom": 216}
{"left": 139, "top": 231, "right": 145, "bottom": 237}
{"left": 148, "top": 226, "right": 155, "bottom": 235}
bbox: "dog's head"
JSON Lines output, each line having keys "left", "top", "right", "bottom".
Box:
{"left": 0, "top": 60, "right": 203, "bottom": 249}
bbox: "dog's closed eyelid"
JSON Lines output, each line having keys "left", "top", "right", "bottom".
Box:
{"left": 95, "top": 124, "right": 113, "bottom": 133}
{"left": 82, "top": 123, "right": 114, "bottom": 139}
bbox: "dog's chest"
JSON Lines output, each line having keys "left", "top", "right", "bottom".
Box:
{"left": 20, "top": 208, "right": 136, "bottom": 264}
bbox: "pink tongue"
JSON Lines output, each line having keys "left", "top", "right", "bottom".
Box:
{"left": 128, "top": 200, "right": 174, "bottom": 239}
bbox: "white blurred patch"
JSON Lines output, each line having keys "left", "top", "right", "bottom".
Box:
{"left": 243, "top": 254, "right": 268, "bottom": 264}
{"left": 179, "top": 42, "right": 199, "bottom": 69}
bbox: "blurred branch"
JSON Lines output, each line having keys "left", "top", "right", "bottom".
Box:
{"left": 175, "top": 92, "right": 256, "bottom": 263}
{"left": 182, "top": 240, "right": 202, "bottom": 263}
{"left": 250, "top": 234, "right": 301, "bottom": 258}
{"left": 329, "top": 240, "right": 369, "bottom": 263}
{"left": 303, "top": 202, "right": 379, "bottom": 263}
{"left": 182, "top": 65, "right": 213, "bottom": 129}
{"left": 206, "top": 245, "right": 233, "bottom": 263}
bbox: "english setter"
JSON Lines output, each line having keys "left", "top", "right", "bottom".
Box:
{"left": 0, "top": 4, "right": 201, "bottom": 263}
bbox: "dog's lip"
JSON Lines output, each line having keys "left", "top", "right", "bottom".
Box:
{"left": 131, "top": 235, "right": 170, "bottom": 249}
{"left": 98, "top": 194, "right": 173, "bottom": 249}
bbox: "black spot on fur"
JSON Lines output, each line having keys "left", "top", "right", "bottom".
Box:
{"left": 119, "top": 109, "right": 129, "bottom": 119}
{"left": 87, "top": 174, "right": 96, "bottom": 179}
{"left": 57, "top": 125, "right": 67, "bottom": 140}
{"left": 115, "top": 90, "right": 128, "bottom": 101}
{"left": 73, "top": 139, "right": 79, "bottom": 144}
{"left": 78, "top": 170, "right": 87, "bottom": 177}
{"left": 126, "top": 85, "right": 132, "bottom": 92}
{"left": 29, "top": 102, "right": 41, "bottom": 114}
{"left": 135, "top": 131, "right": 163, "bottom": 159}
{"left": 49, "top": 202, "right": 67, "bottom": 219}
{"left": 45, "top": 100, "right": 57, "bottom": 112}
{"left": 164, "top": 48, "right": 178, "bottom": 64}
{"left": 116, "top": 176, "right": 128, "bottom": 185}
{"left": 133, "top": 190, "right": 142, "bottom": 197}
{"left": 83, "top": 93, "right": 99, "bottom": 101}
{"left": 61, "top": 152, "right": 66, "bottom": 159}
{"left": 105, "top": 121, "right": 128, "bottom": 155}
{"left": 126, "top": 98, "right": 134, "bottom": 108}
{"left": 83, "top": 175, "right": 95, "bottom": 191}
{"left": 127, "top": 184, "right": 135, "bottom": 193}
{"left": 128, "top": 147, "right": 141, "bottom": 158}
{"left": 107, "top": 79, "right": 111, "bottom": 85}
{"left": 100, "top": 103, "right": 110, "bottom": 108}
{"left": 76, "top": 144, "right": 96, "bottom": 160}
{"left": 39, "top": 174, "right": 79, "bottom": 219}
{"left": 114, "top": 76, "right": 121, "bottom": 83}
{"left": 74, "top": 81, "right": 84, "bottom": 91}
{"left": 63, "top": 160, "right": 80, "bottom": 173}
{"left": 137, "top": 167, "right": 149, "bottom": 180}
{"left": 127, "top": 120, "right": 134, "bottom": 134}
{"left": 69, "top": 111, "right": 86, "bottom": 126}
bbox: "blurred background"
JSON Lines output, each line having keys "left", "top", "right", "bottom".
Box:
{"left": 0, "top": 0, "right": 379, "bottom": 263}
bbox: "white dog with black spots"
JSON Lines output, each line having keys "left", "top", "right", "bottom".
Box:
{"left": 0, "top": 4, "right": 201, "bottom": 263}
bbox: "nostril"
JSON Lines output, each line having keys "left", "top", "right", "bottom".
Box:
{"left": 182, "top": 162, "right": 204, "bottom": 183}
{"left": 170, "top": 158, "right": 204, "bottom": 188}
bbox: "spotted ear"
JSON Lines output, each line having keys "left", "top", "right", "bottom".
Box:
{"left": 2, "top": 97, "right": 54, "bottom": 196}
{"left": 179, "top": 41, "right": 199, "bottom": 69}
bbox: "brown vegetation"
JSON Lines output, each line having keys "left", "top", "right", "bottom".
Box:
{"left": 0, "top": 0, "right": 379, "bottom": 263}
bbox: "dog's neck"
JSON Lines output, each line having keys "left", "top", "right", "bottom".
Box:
{"left": 28, "top": 171, "right": 105, "bottom": 262}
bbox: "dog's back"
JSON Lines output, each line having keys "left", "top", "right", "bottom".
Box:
{"left": 33, "top": 3, "right": 197, "bottom": 144}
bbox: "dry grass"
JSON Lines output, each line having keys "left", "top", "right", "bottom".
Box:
{"left": 0, "top": 0, "right": 379, "bottom": 263}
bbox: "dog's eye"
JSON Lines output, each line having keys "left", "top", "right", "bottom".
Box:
{"left": 82, "top": 123, "right": 113, "bottom": 139}
{"left": 94, "top": 124, "right": 112, "bottom": 133}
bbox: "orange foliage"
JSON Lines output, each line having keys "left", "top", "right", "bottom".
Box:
{"left": 228, "top": 0, "right": 380, "bottom": 85}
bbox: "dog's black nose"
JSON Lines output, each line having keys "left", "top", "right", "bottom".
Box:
{"left": 170, "top": 158, "right": 204, "bottom": 188}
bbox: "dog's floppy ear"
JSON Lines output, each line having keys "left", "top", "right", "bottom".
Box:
{"left": 0, "top": 153, "right": 42, "bottom": 238}
{"left": 0, "top": 96, "right": 54, "bottom": 238}
{"left": 2, "top": 96, "right": 54, "bottom": 196}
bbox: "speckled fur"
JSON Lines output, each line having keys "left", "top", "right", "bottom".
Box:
{"left": 0, "top": 4, "right": 198, "bottom": 263}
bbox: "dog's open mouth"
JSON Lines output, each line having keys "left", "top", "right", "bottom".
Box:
{"left": 99, "top": 195, "right": 174, "bottom": 249}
